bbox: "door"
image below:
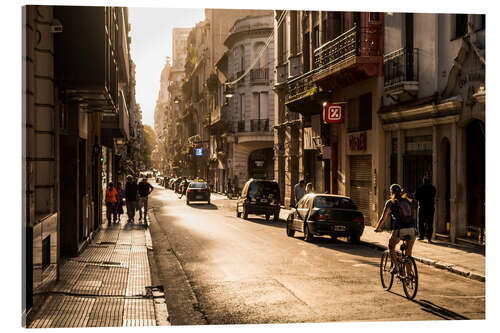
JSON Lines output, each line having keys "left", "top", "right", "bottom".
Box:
{"left": 350, "top": 155, "right": 372, "bottom": 222}
{"left": 403, "top": 154, "right": 432, "bottom": 195}
{"left": 466, "top": 120, "right": 485, "bottom": 243}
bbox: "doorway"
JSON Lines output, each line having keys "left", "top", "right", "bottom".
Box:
{"left": 466, "top": 120, "right": 485, "bottom": 244}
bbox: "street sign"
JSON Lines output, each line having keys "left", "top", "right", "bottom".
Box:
{"left": 323, "top": 103, "right": 344, "bottom": 124}
{"left": 195, "top": 148, "right": 204, "bottom": 156}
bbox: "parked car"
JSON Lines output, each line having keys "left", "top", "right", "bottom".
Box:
{"left": 286, "top": 194, "right": 364, "bottom": 243}
{"left": 155, "top": 174, "right": 163, "bottom": 185}
{"left": 163, "top": 176, "right": 170, "bottom": 188}
{"left": 186, "top": 182, "right": 210, "bottom": 205}
{"left": 236, "top": 179, "right": 281, "bottom": 222}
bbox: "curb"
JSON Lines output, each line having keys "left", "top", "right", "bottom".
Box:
{"left": 359, "top": 240, "right": 485, "bottom": 282}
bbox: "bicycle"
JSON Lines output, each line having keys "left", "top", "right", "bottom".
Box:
{"left": 379, "top": 239, "right": 419, "bottom": 300}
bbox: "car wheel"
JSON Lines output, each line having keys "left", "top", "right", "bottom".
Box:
{"left": 304, "top": 223, "right": 314, "bottom": 242}
{"left": 349, "top": 233, "right": 361, "bottom": 244}
{"left": 273, "top": 213, "right": 279, "bottom": 222}
{"left": 208, "top": 200, "right": 210, "bottom": 205}
{"left": 286, "top": 218, "right": 295, "bottom": 237}
{"left": 243, "top": 207, "right": 248, "bottom": 220}
{"left": 265, "top": 213, "right": 270, "bottom": 222}
{"left": 236, "top": 208, "right": 241, "bottom": 218}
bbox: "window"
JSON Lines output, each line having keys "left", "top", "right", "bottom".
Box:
{"left": 347, "top": 93, "right": 372, "bottom": 132}
{"left": 239, "top": 94, "right": 244, "bottom": 120}
{"left": 369, "top": 12, "right": 380, "bottom": 22}
{"left": 313, "top": 25, "right": 320, "bottom": 51}
{"left": 303, "top": 32, "right": 310, "bottom": 72}
{"left": 454, "top": 14, "right": 468, "bottom": 39}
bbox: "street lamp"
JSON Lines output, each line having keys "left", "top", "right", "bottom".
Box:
{"left": 224, "top": 83, "right": 234, "bottom": 98}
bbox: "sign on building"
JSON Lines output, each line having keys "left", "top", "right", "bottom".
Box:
{"left": 323, "top": 103, "right": 345, "bottom": 124}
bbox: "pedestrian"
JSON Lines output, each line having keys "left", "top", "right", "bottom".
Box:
{"left": 116, "top": 181, "right": 125, "bottom": 223}
{"left": 294, "top": 179, "right": 306, "bottom": 204}
{"left": 138, "top": 177, "right": 154, "bottom": 224}
{"left": 105, "top": 182, "right": 118, "bottom": 224}
{"left": 305, "top": 182, "right": 313, "bottom": 194}
{"left": 179, "top": 178, "right": 190, "bottom": 199}
{"left": 414, "top": 176, "right": 437, "bottom": 243}
{"left": 125, "top": 175, "right": 139, "bottom": 223}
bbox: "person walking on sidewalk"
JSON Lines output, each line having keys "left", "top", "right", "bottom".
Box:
{"left": 125, "top": 175, "right": 139, "bottom": 223}
{"left": 374, "top": 184, "right": 417, "bottom": 273}
{"left": 116, "top": 181, "right": 125, "bottom": 223}
{"left": 138, "top": 177, "right": 154, "bottom": 224}
{"left": 294, "top": 180, "right": 305, "bottom": 204}
{"left": 179, "top": 178, "right": 190, "bottom": 199}
{"left": 105, "top": 182, "right": 118, "bottom": 224}
{"left": 415, "top": 176, "right": 437, "bottom": 243}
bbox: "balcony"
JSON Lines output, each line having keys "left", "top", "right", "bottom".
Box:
{"left": 286, "top": 70, "right": 318, "bottom": 104}
{"left": 54, "top": 6, "right": 123, "bottom": 113}
{"left": 383, "top": 48, "right": 419, "bottom": 100}
{"left": 312, "top": 24, "right": 383, "bottom": 90}
{"left": 237, "top": 120, "right": 246, "bottom": 132}
{"left": 250, "top": 119, "right": 269, "bottom": 132}
{"left": 250, "top": 68, "right": 268, "bottom": 84}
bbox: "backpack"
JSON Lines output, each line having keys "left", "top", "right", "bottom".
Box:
{"left": 390, "top": 199, "right": 415, "bottom": 230}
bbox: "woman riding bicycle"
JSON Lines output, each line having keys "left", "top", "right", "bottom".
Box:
{"left": 375, "top": 184, "right": 417, "bottom": 273}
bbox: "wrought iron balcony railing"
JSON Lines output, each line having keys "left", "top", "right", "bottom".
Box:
{"left": 313, "top": 25, "right": 382, "bottom": 71}
{"left": 250, "top": 68, "right": 268, "bottom": 83}
{"left": 236, "top": 120, "right": 246, "bottom": 132}
{"left": 250, "top": 119, "right": 270, "bottom": 132}
{"left": 383, "top": 48, "right": 419, "bottom": 88}
{"left": 287, "top": 70, "right": 318, "bottom": 102}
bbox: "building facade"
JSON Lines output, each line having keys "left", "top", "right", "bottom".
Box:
{"left": 221, "top": 13, "right": 275, "bottom": 191}
{"left": 274, "top": 10, "right": 384, "bottom": 223}
{"left": 23, "top": 5, "right": 135, "bottom": 321}
{"left": 380, "top": 13, "right": 485, "bottom": 245}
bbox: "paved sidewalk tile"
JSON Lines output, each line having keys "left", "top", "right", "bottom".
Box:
{"left": 28, "top": 214, "right": 163, "bottom": 328}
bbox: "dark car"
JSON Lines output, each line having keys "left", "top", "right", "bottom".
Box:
{"left": 186, "top": 182, "right": 210, "bottom": 204}
{"left": 286, "top": 194, "right": 364, "bottom": 243}
{"left": 236, "top": 179, "right": 281, "bottom": 222}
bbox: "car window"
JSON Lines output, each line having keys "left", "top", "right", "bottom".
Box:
{"left": 313, "top": 196, "right": 357, "bottom": 209}
{"left": 248, "top": 181, "right": 280, "bottom": 199}
{"left": 189, "top": 182, "right": 207, "bottom": 189}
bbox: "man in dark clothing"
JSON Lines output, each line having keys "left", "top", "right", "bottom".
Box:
{"left": 125, "top": 175, "right": 139, "bottom": 223}
{"left": 138, "top": 178, "right": 154, "bottom": 224}
{"left": 179, "top": 178, "right": 190, "bottom": 199}
{"left": 415, "top": 176, "right": 437, "bottom": 243}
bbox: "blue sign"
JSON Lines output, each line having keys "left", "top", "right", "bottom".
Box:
{"left": 195, "top": 148, "right": 204, "bottom": 156}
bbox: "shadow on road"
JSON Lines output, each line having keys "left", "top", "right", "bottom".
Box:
{"left": 241, "top": 217, "right": 286, "bottom": 228}
{"left": 414, "top": 299, "right": 470, "bottom": 320}
{"left": 187, "top": 203, "right": 218, "bottom": 210}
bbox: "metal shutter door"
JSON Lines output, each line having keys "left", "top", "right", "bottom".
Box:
{"left": 350, "top": 155, "right": 372, "bottom": 223}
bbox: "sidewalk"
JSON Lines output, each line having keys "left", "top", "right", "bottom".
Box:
{"left": 28, "top": 212, "right": 169, "bottom": 328}
{"left": 279, "top": 208, "right": 485, "bottom": 282}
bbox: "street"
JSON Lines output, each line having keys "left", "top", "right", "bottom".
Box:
{"left": 147, "top": 182, "right": 485, "bottom": 324}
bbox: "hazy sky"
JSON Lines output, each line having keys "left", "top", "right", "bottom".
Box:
{"left": 129, "top": 7, "right": 205, "bottom": 128}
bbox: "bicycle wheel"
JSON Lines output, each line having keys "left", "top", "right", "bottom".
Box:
{"left": 401, "top": 256, "right": 418, "bottom": 300}
{"left": 379, "top": 251, "right": 394, "bottom": 290}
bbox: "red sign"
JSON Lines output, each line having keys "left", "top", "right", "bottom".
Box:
{"left": 349, "top": 132, "right": 367, "bottom": 151}
{"left": 323, "top": 103, "right": 344, "bottom": 124}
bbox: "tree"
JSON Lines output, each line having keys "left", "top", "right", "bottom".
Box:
{"left": 142, "top": 125, "right": 157, "bottom": 168}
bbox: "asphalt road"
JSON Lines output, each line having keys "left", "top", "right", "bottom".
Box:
{"left": 147, "top": 181, "right": 485, "bottom": 325}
